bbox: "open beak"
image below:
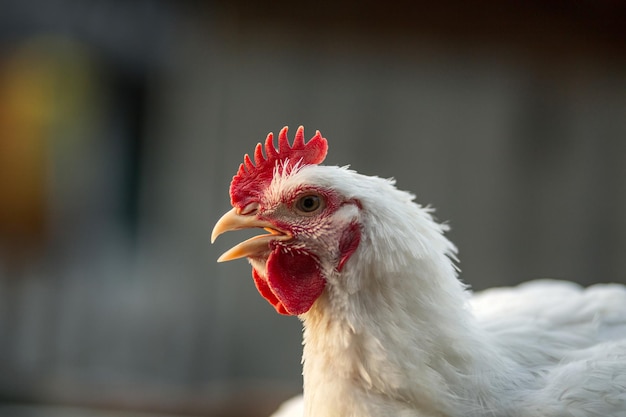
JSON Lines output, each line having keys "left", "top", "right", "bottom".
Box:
{"left": 211, "top": 208, "right": 291, "bottom": 262}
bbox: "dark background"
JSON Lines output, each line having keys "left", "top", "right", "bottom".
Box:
{"left": 0, "top": 1, "right": 625, "bottom": 416}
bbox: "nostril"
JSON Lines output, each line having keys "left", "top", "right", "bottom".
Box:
{"left": 239, "top": 202, "right": 259, "bottom": 216}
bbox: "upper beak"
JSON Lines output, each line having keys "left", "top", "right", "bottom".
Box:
{"left": 211, "top": 208, "right": 291, "bottom": 262}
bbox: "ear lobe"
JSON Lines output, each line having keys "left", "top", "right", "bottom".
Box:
{"left": 337, "top": 222, "right": 361, "bottom": 272}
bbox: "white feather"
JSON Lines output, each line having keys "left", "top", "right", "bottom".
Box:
{"left": 264, "top": 165, "right": 626, "bottom": 417}
{"left": 270, "top": 395, "right": 304, "bottom": 417}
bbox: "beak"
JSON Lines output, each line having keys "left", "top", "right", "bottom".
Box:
{"left": 211, "top": 208, "right": 291, "bottom": 262}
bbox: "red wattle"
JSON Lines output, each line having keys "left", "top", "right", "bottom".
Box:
{"left": 264, "top": 250, "right": 326, "bottom": 315}
{"left": 252, "top": 268, "right": 288, "bottom": 315}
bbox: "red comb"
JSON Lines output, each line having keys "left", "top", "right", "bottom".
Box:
{"left": 229, "top": 126, "right": 328, "bottom": 209}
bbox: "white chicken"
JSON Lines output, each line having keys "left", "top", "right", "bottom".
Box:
{"left": 211, "top": 126, "right": 626, "bottom": 417}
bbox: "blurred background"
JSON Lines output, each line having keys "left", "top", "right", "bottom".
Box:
{"left": 0, "top": 0, "right": 625, "bottom": 416}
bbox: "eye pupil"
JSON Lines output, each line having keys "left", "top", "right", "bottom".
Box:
{"left": 296, "top": 194, "right": 322, "bottom": 213}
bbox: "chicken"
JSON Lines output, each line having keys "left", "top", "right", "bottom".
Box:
{"left": 211, "top": 126, "right": 626, "bottom": 417}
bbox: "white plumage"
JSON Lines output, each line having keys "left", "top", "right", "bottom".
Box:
{"left": 212, "top": 128, "right": 626, "bottom": 417}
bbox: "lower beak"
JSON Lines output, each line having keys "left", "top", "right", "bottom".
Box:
{"left": 211, "top": 208, "right": 290, "bottom": 262}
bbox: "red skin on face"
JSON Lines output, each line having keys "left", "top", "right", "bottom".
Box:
{"left": 229, "top": 126, "right": 360, "bottom": 315}
{"left": 250, "top": 191, "right": 361, "bottom": 316}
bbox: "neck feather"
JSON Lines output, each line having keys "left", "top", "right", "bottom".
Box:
{"left": 299, "top": 177, "right": 521, "bottom": 417}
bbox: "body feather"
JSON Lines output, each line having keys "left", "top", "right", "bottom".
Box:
{"left": 272, "top": 166, "right": 626, "bottom": 417}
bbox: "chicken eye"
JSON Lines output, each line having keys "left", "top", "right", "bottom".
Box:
{"left": 295, "top": 193, "right": 324, "bottom": 214}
